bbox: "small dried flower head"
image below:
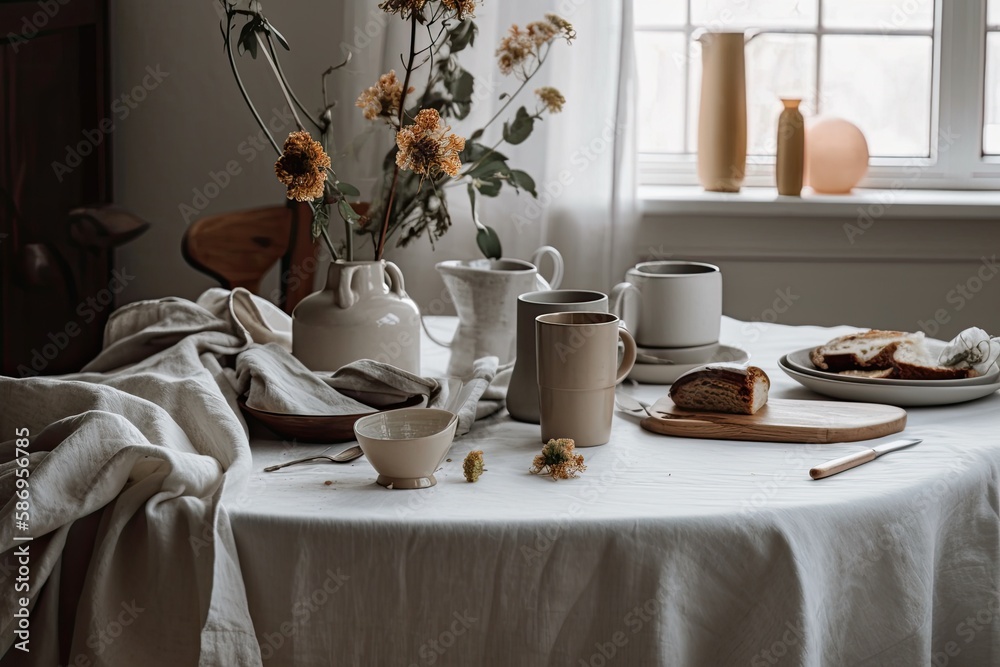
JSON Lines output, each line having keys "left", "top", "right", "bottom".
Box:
{"left": 535, "top": 87, "right": 565, "bottom": 114}
{"left": 395, "top": 108, "right": 466, "bottom": 178}
{"left": 530, "top": 438, "right": 586, "bottom": 480}
{"left": 497, "top": 15, "right": 575, "bottom": 78}
{"left": 496, "top": 25, "right": 536, "bottom": 78}
{"left": 463, "top": 450, "right": 485, "bottom": 482}
{"left": 274, "top": 131, "right": 330, "bottom": 202}
{"left": 356, "top": 70, "right": 413, "bottom": 122}
{"left": 544, "top": 13, "right": 576, "bottom": 42}
{"left": 379, "top": 0, "right": 426, "bottom": 17}
{"left": 442, "top": 0, "right": 477, "bottom": 18}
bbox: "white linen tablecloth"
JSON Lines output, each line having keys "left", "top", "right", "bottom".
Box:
{"left": 230, "top": 317, "right": 1000, "bottom": 667}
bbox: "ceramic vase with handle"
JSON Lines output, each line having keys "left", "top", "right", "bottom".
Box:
{"left": 292, "top": 260, "right": 420, "bottom": 374}
{"left": 430, "top": 246, "right": 563, "bottom": 378}
{"left": 696, "top": 30, "right": 758, "bottom": 193}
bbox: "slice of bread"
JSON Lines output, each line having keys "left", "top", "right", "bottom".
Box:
{"left": 891, "top": 340, "right": 979, "bottom": 380}
{"left": 812, "top": 330, "right": 979, "bottom": 380}
{"left": 810, "top": 330, "right": 924, "bottom": 371}
{"left": 669, "top": 363, "right": 770, "bottom": 415}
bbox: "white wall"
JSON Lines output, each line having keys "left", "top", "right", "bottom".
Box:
{"left": 109, "top": 2, "right": 1000, "bottom": 340}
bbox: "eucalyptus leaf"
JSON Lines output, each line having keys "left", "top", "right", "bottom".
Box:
{"left": 469, "top": 128, "right": 484, "bottom": 142}
{"left": 337, "top": 182, "right": 361, "bottom": 197}
{"left": 266, "top": 21, "right": 290, "bottom": 50}
{"left": 476, "top": 225, "right": 503, "bottom": 260}
{"left": 502, "top": 106, "right": 534, "bottom": 145}
{"left": 476, "top": 177, "right": 502, "bottom": 197}
{"left": 449, "top": 19, "right": 478, "bottom": 52}
{"left": 337, "top": 199, "right": 361, "bottom": 223}
{"left": 468, "top": 159, "right": 509, "bottom": 180}
{"left": 509, "top": 169, "right": 538, "bottom": 197}
{"left": 447, "top": 69, "right": 474, "bottom": 103}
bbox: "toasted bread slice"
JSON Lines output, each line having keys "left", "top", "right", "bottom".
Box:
{"left": 810, "top": 330, "right": 923, "bottom": 372}
{"left": 891, "top": 341, "right": 979, "bottom": 380}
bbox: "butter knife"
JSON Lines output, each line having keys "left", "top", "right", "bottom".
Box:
{"left": 809, "top": 438, "right": 922, "bottom": 480}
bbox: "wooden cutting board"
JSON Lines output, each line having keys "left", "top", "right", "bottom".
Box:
{"left": 639, "top": 397, "right": 907, "bottom": 443}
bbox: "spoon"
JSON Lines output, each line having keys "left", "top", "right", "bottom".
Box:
{"left": 634, "top": 352, "right": 676, "bottom": 366}
{"left": 264, "top": 445, "right": 364, "bottom": 472}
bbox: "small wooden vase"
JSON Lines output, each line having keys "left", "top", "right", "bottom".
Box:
{"left": 776, "top": 98, "right": 805, "bottom": 196}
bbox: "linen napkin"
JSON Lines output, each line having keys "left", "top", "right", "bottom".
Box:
{"left": 235, "top": 343, "right": 505, "bottom": 436}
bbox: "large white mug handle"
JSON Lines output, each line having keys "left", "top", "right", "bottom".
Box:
{"left": 531, "top": 246, "right": 564, "bottom": 290}
{"left": 610, "top": 282, "right": 638, "bottom": 318}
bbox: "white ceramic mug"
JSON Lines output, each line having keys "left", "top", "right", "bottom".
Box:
{"left": 610, "top": 261, "right": 722, "bottom": 348}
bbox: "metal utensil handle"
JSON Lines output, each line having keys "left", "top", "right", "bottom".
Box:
{"left": 264, "top": 456, "right": 328, "bottom": 472}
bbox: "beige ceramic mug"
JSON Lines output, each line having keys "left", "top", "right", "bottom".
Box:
{"left": 535, "top": 312, "right": 637, "bottom": 447}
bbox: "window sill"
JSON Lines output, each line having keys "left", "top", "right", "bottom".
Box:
{"left": 639, "top": 186, "right": 1000, "bottom": 220}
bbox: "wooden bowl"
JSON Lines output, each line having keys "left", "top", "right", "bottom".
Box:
{"left": 238, "top": 393, "right": 425, "bottom": 443}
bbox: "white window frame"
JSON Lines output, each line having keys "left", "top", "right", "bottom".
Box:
{"left": 637, "top": 0, "right": 1000, "bottom": 190}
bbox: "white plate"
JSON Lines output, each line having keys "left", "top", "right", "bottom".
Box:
{"left": 779, "top": 357, "right": 1000, "bottom": 406}
{"left": 628, "top": 344, "right": 750, "bottom": 385}
{"left": 786, "top": 343, "right": 1000, "bottom": 387}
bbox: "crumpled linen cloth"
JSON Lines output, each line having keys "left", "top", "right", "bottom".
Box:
{"left": 0, "top": 288, "right": 506, "bottom": 667}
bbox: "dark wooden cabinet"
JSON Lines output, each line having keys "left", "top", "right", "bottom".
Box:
{"left": 0, "top": 0, "right": 135, "bottom": 376}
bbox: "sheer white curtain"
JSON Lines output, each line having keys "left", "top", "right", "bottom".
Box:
{"left": 329, "top": 0, "right": 638, "bottom": 306}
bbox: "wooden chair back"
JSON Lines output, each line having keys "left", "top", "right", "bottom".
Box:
{"left": 182, "top": 202, "right": 317, "bottom": 313}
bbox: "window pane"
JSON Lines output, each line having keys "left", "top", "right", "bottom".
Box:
{"left": 990, "top": 0, "right": 1000, "bottom": 26}
{"left": 822, "top": 0, "right": 934, "bottom": 31}
{"left": 746, "top": 34, "right": 817, "bottom": 156}
{"left": 820, "top": 35, "right": 932, "bottom": 157}
{"left": 986, "top": 34, "right": 1000, "bottom": 155}
{"left": 691, "top": 0, "right": 818, "bottom": 29}
{"left": 635, "top": 32, "right": 688, "bottom": 154}
{"left": 634, "top": 0, "right": 686, "bottom": 28}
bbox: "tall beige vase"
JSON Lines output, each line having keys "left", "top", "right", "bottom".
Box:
{"left": 696, "top": 31, "right": 752, "bottom": 193}
{"left": 776, "top": 98, "right": 805, "bottom": 196}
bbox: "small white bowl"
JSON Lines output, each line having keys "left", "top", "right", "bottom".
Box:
{"left": 353, "top": 408, "right": 459, "bottom": 489}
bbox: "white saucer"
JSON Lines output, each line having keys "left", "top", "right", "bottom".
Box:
{"left": 628, "top": 344, "right": 750, "bottom": 384}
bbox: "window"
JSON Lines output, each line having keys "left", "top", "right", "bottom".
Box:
{"left": 635, "top": 0, "right": 1000, "bottom": 189}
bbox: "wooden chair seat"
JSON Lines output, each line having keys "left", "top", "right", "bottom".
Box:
{"left": 182, "top": 202, "right": 316, "bottom": 313}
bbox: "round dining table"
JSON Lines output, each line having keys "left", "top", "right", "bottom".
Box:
{"left": 229, "top": 317, "right": 1000, "bottom": 667}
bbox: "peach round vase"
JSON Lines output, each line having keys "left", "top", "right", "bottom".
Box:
{"left": 805, "top": 117, "right": 870, "bottom": 194}
{"left": 696, "top": 31, "right": 750, "bottom": 192}
{"left": 775, "top": 98, "right": 805, "bottom": 196}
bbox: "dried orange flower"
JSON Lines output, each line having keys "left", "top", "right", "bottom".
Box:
{"left": 530, "top": 438, "right": 586, "bottom": 481}
{"left": 274, "top": 131, "right": 330, "bottom": 202}
{"left": 497, "top": 15, "right": 575, "bottom": 78}
{"left": 356, "top": 70, "right": 413, "bottom": 122}
{"left": 395, "top": 108, "right": 466, "bottom": 178}
{"left": 535, "top": 87, "right": 565, "bottom": 114}
{"left": 378, "top": 0, "right": 427, "bottom": 17}
{"left": 463, "top": 450, "right": 485, "bottom": 482}
{"left": 442, "top": 0, "right": 476, "bottom": 18}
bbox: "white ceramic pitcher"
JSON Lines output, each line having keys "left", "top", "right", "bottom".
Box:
{"left": 429, "top": 246, "right": 563, "bottom": 378}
